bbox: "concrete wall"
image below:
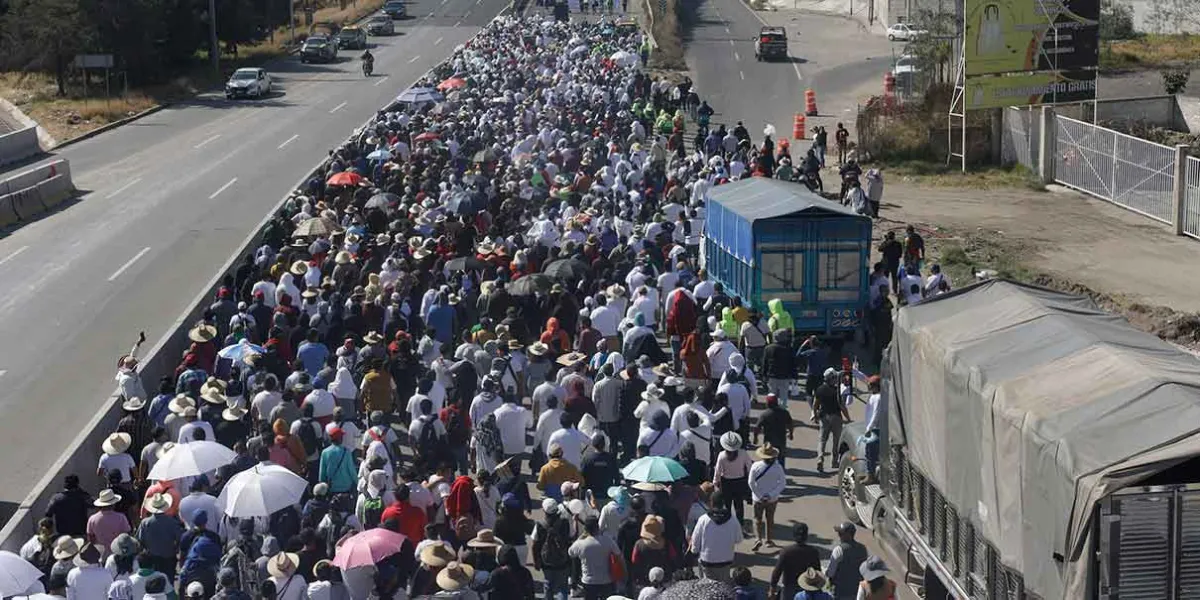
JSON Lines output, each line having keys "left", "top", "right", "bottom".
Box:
{"left": 1044, "top": 95, "right": 1190, "bottom": 132}
{"left": 0, "top": 159, "right": 75, "bottom": 228}
{"left": 0, "top": 127, "right": 41, "bottom": 167}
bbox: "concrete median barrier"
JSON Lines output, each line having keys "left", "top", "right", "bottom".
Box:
{"left": 0, "top": 196, "right": 18, "bottom": 228}
{"left": 0, "top": 161, "right": 75, "bottom": 227}
{"left": 0, "top": 127, "right": 41, "bottom": 167}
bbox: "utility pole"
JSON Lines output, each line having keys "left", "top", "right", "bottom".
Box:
{"left": 208, "top": 0, "right": 220, "bottom": 75}
{"left": 290, "top": 0, "right": 297, "bottom": 46}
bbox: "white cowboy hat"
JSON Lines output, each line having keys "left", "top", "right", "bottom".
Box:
{"left": 720, "top": 431, "right": 743, "bottom": 452}
{"left": 102, "top": 432, "right": 132, "bottom": 456}
{"left": 527, "top": 341, "right": 551, "bottom": 356}
{"left": 188, "top": 324, "right": 218, "bottom": 343}
{"left": 201, "top": 387, "right": 227, "bottom": 406}
{"left": 289, "top": 261, "right": 309, "bottom": 276}
{"left": 606, "top": 283, "right": 626, "bottom": 297}
{"left": 640, "top": 384, "right": 664, "bottom": 401}
{"left": 222, "top": 405, "right": 248, "bottom": 422}
{"left": 122, "top": 396, "right": 146, "bottom": 411}
{"left": 93, "top": 488, "right": 123, "bottom": 508}
{"left": 167, "top": 394, "right": 195, "bottom": 415}
{"left": 143, "top": 492, "right": 173, "bottom": 515}
{"left": 466, "top": 529, "right": 501, "bottom": 548}
{"left": 363, "top": 331, "right": 384, "bottom": 344}
{"left": 52, "top": 536, "right": 85, "bottom": 561}
{"left": 267, "top": 552, "right": 301, "bottom": 579}
{"left": 335, "top": 251, "right": 354, "bottom": 265}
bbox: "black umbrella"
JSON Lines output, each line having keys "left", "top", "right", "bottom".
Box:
{"left": 658, "top": 578, "right": 735, "bottom": 600}
{"left": 507, "top": 273, "right": 554, "bottom": 296}
{"left": 543, "top": 258, "right": 589, "bottom": 281}
{"left": 444, "top": 256, "right": 489, "bottom": 272}
{"left": 365, "top": 192, "right": 401, "bottom": 209}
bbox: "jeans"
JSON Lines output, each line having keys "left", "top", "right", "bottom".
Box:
{"left": 543, "top": 568, "right": 570, "bottom": 600}
{"left": 619, "top": 420, "right": 639, "bottom": 463}
{"left": 767, "top": 377, "right": 791, "bottom": 407}
{"left": 670, "top": 335, "right": 683, "bottom": 373}
{"left": 818, "top": 414, "right": 844, "bottom": 462}
{"left": 864, "top": 431, "right": 880, "bottom": 476}
{"left": 452, "top": 446, "right": 469, "bottom": 477}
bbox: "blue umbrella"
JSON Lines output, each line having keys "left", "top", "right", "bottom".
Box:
{"left": 218, "top": 340, "right": 265, "bottom": 362}
{"left": 367, "top": 149, "right": 393, "bottom": 161}
{"left": 395, "top": 87, "right": 444, "bottom": 104}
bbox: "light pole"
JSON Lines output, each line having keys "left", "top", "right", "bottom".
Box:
{"left": 208, "top": 0, "right": 220, "bottom": 75}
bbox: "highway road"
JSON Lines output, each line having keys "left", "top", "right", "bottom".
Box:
{"left": 0, "top": 0, "right": 510, "bottom": 522}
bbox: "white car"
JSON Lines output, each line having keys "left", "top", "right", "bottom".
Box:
{"left": 225, "top": 68, "right": 272, "bottom": 99}
{"left": 886, "top": 23, "right": 927, "bottom": 41}
{"left": 891, "top": 54, "right": 921, "bottom": 76}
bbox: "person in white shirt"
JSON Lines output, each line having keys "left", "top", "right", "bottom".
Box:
{"left": 705, "top": 330, "right": 736, "bottom": 384}
{"left": 492, "top": 396, "right": 533, "bottom": 464}
{"left": 590, "top": 296, "right": 620, "bottom": 347}
{"left": 747, "top": 444, "right": 787, "bottom": 551}
{"left": 692, "top": 271, "right": 715, "bottom": 304}
{"left": 924, "top": 264, "right": 951, "bottom": 298}
{"left": 266, "top": 551, "right": 307, "bottom": 600}
{"left": 689, "top": 489, "right": 743, "bottom": 582}
{"left": 66, "top": 545, "right": 113, "bottom": 600}
{"left": 636, "top": 411, "right": 679, "bottom": 458}
{"left": 679, "top": 411, "right": 714, "bottom": 467}
{"left": 178, "top": 480, "right": 223, "bottom": 540}
{"left": 251, "top": 378, "right": 283, "bottom": 424}
{"left": 409, "top": 399, "right": 447, "bottom": 461}
{"left": 629, "top": 287, "right": 658, "bottom": 329}
{"left": 547, "top": 414, "right": 590, "bottom": 469}
{"left": 717, "top": 355, "right": 754, "bottom": 431}
{"left": 633, "top": 384, "right": 670, "bottom": 432}
{"left": 176, "top": 409, "right": 215, "bottom": 444}
{"left": 469, "top": 380, "right": 504, "bottom": 428}
{"left": 303, "top": 386, "right": 336, "bottom": 421}
{"left": 532, "top": 396, "right": 565, "bottom": 465}
{"left": 900, "top": 265, "right": 924, "bottom": 306}
{"left": 606, "top": 284, "right": 629, "bottom": 323}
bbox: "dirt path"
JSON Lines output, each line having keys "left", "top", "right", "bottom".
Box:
{"left": 873, "top": 180, "right": 1200, "bottom": 346}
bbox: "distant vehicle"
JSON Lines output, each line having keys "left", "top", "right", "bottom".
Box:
{"left": 225, "top": 67, "right": 272, "bottom": 99}
{"left": 754, "top": 26, "right": 788, "bottom": 61}
{"left": 366, "top": 14, "right": 396, "bottom": 35}
{"left": 891, "top": 54, "right": 920, "bottom": 76}
{"left": 886, "top": 22, "right": 926, "bottom": 41}
{"left": 383, "top": 1, "right": 407, "bottom": 18}
{"left": 337, "top": 25, "right": 368, "bottom": 49}
{"left": 300, "top": 35, "right": 338, "bottom": 63}
{"left": 615, "top": 17, "right": 638, "bottom": 33}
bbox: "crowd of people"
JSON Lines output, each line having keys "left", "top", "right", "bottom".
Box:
{"left": 10, "top": 10, "right": 922, "bottom": 600}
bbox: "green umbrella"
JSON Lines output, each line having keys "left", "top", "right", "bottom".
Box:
{"left": 621, "top": 456, "right": 688, "bottom": 483}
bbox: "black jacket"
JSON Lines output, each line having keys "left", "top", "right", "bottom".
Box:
{"left": 762, "top": 342, "right": 796, "bottom": 380}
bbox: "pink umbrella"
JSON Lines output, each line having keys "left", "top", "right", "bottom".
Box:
{"left": 331, "top": 529, "right": 409, "bottom": 570}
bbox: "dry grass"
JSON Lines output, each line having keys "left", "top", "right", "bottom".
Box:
{"left": 1102, "top": 34, "right": 1200, "bottom": 69}
{"left": 0, "top": 0, "right": 386, "bottom": 143}
{"left": 642, "top": 0, "right": 687, "bottom": 71}
{"left": 883, "top": 160, "right": 1046, "bottom": 191}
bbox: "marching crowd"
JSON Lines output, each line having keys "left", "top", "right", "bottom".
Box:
{"left": 8, "top": 10, "right": 925, "bottom": 600}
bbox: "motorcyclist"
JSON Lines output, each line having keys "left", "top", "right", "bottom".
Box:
{"left": 839, "top": 159, "right": 862, "bottom": 198}
{"left": 697, "top": 101, "right": 713, "bottom": 129}
{"left": 733, "top": 120, "right": 750, "bottom": 144}
{"left": 802, "top": 149, "right": 823, "bottom": 192}
{"left": 361, "top": 50, "right": 374, "bottom": 73}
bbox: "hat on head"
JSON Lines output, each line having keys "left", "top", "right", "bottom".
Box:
{"left": 859, "top": 555, "right": 890, "bottom": 581}
{"left": 467, "top": 529, "right": 501, "bottom": 548}
{"left": 436, "top": 562, "right": 476, "bottom": 591}
{"left": 640, "top": 383, "right": 664, "bottom": 401}
{"left": 631, "top": 481, "right": 666, "bottom": 492}
{"left": 799, "top": 567, "right": 827, "bottom": 591}
{"left": 182, "top": 406, "right": 198, "bottom": 418}
{"left": 186, "top": 581, "right": 205, "bottom": 597}
{"left": 541, "top": 497, "right": 561, "bottom": 516}
{"left": 73, "top": 543, "right": 102, "bottom": 567}
{"left": 507, "top": 339, "right": 524, "bottom": 350}
{"left": 755, "top": 442, "right": 781, "bottom": 460}
{"left": 528, "top": 341, "right": 550, "bottom": 357}
{"left": 102, "top": 432, "right": 132, "bottom": 456}
{"left": 824, "top": 367, "right": 839, "bottom": 380}
{"left": 143, "top": 492, "right": 173, "bottom": 515}
{"left": 110, "top": 533, "right": 139, "bottom": 558}
{"left": 335, "top": 251, "right": 354, "bottom": 265}
{"left": 94, "top": 488, "right": 122, "bottom": 508}
{"left": 201, "top": 387, "right": 227, "bottom": 406}
{"left": 222, "top": 404, "right": 248, "bottom": 422}
{"left": 555, "top": 351, "right": 587, "bottom": 367}
{"left": 639, "top": 514, "right": 665, "bottom": 549}
{"left": 188, "top": 324, "right": 218, "bottom": 343}
{"left": 290, "top": 261, "right": 309, "bottom": 276}
{"left": 168, "top": 394, "right": 195, "bottom": 415}
{"left": 720, "top": 431, "right": 742, "bottom": 452}
{"left": 363, "top": 331, "right": 384, "bottom": 344}
{"left": 419, "top": 543, "right": 456, "bottom": 568}
{"left": 122, "top": 396, "right": 146, "bottom": 412}
{"left": 267, "top": 552, "right": 301, "bottom": 579}
{"left": 52, "top": 536, "right": 84, "bottom": 561}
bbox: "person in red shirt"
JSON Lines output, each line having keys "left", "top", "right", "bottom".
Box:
{"left": 379, "top": 485, "right": 426, "bottom": 542}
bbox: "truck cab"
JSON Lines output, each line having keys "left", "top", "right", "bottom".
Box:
{"left": 755, "top": 26, "right": 788, "bottom": 61}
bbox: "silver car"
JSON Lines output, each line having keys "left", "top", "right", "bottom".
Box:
{"left": 366, "top": 15, "right": 395, "bottom": 35}
{"left": 225, "top": 68, "right": 272, "bottom": 99}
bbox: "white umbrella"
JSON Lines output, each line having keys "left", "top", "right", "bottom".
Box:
{"left": 148, "top": 441, "right": 237, "bottom": 481}
{"left": 0, "top": 551, "right": 45, "bottom": 597}
{"left": 218, "top": 464, "right": 308, "bottom": 518}
{"left": 610, "top": 50, "right": 637, "bottom": 67}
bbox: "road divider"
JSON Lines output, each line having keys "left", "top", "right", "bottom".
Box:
{"left": 0, "top": 160, "right": 76, "bottom": 229}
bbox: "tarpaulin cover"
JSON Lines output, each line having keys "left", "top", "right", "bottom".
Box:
{"left": 705, "top": 178, "right": 854, "bottom": 264}
{"left": 887, "top": 279, "right": 1200, "bottom": 599}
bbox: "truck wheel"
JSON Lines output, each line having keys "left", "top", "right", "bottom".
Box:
{"left": 839, "top": 452, "right": 864, "bottom": 525}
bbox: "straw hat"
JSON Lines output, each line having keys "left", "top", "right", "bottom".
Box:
{"left": 640, "top": 384, "right": 664, "bottom": 401}
{"left": 182, "top": 406, "right": 198, "bottom": 418}
{"left": 222, "top": 405, "right": 248, "bottom": 422}
{"left": 506, "top": 339, "right": 524, "bottom": 350}
{"left": 93, "top": 489, "right": 122, "bottom": 508}
{"left": 467, "top": 529, "right": 501, "bottom": 548}
{"left": 436, "top": 561, "right": 476, "bottom": 591}
{"left": 363, "top": 331, "right": 384, "bottom": 344}
{"left": 301, "top": 289, "right": 319, "bottom": 299}
{"left": 267, "top": 552, "right": 301, "bottom": 579}
{"left": 631, "top": 481, "right": 666, "bottom": 492}
{"left": 289, "top": 261, "right": 309, "bottom": 276}
{"left": 555, "top": 351, "right": 587, "bottom": 367}
{"left": 110, "top": 533, "right": 139, "bottom": 558}
{"left": 720, "top": 431, "right": 743, "bottom": 452}
{"left": 188, "top": 323, "right": 218, "bottom": 343}
{"left": 122, "top": 396, "right": 146, "bottom": 411}
{"left": 527, "top": 342, "right": 550, "bottom": 357}
{"left": 799, "top": 567, "right": 827, "bottom": 591}
{"left": 754, "top": 442, "right": 781, "bottom": 460}
{"left": 168, "top": 394, "right": 195, "bottom": 415}
{"left": 143, "top": 492, "right": 173, "bottom": 515}
{"left": 52, "top": 536, "right": 84, "bottom": 561}
{"left": 419, "top": 542, "right": 456, "bottom": 568}
{"left": 639, "top": 515, "right": 665, "bottom": 549}
{"left": 102, "top": 432, "right": 132, "bottom": 456}
{"left": 606, "top": 283, "right": 626, "bottom": 298}
{"left": 335, "top": 251, "right": 354, "bottom": 265}
{"left": 201, "top": 387, "right": 227, "bottom": 406}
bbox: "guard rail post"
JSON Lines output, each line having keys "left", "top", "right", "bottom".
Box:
{"left": 1173, "top": 145, "right": 1189, "bottom": 236}
{"left": 1038, "top": 105, "right": 1056, "bottom": 185}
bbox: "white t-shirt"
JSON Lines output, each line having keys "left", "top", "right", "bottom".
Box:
{"left": 66, "top": 565, "right": 114, "bottom": 600}
{"left": 97, "top": 453, "right": 136, "bottom": 483}
{"left": 547, "top": 427, "right": 590, "bottom": 469}
{"left": 177, "top": 421, "right": 215, "bottom": 444}
{"left": 252, "top": 391, "right": 283, "bottom": 422}
{"left": 493, "top": 403, "right": 533, "bottom": 455}
{"left": 304, "top": 390, "right": 336, "bottom": 419}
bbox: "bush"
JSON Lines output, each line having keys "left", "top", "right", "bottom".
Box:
{"left": 1100, "top": 0, "right": 1137, "bottom": 40}
{"left": 1162, "top": 69, "right": 1190, "bottom": 94}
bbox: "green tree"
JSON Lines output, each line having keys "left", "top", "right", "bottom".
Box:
{"left": 906, "top": 8, "right": 958, "bottom": 85}
{"left": 5, "top": 0, "right": 97, "bottom": 95}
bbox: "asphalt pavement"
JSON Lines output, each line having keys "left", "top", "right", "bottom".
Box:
{"left": 0, "top": 0, "right": 510, "bottom": 523}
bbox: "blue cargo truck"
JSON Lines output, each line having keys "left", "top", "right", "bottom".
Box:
{"left": 702, "top": 178, "right": 872, "bottom": 335}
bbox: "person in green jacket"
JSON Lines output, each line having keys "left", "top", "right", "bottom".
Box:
{"left": 767, "top": 298, "right": 794, "bottom": 340}
{"left": 720, "top": 306, "right": 740, "bottom": 340}
{"left": 640, "top": 38, "right": 651, "bottom": 66}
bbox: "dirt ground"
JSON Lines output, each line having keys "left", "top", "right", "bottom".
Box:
{"left": 871, "top": 180, "right": 1200, "bottom": 349}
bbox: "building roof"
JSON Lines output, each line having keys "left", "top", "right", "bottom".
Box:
{"left": 706, "top": 177, "right": 861, "bottom": 222}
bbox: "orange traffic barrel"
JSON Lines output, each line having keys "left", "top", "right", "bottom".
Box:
{"left": 884, "top": 72, "right": 896, "bottom": 94}
{"left": 805, "top": 89, "right": 818, "bottom": 116}
{"left": 793, "top": 114, "right": 806, "bottom": 139}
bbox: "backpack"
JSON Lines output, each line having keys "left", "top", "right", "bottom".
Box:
{"left": 361, "top": 493, "right": 385, "bottom": 529}
{"left": 297, "top": 418, "right": 320, "bottom": 457}
{"left": 416, "top": 415, "right": 444, "bottom": 459}
{"left": 444, "top": 405, "right": 470, "bottom": 447}
{"left": 30, "top": 539, "right": 54, "bottom": 576}
{"left": 539, "top": 517, "right": 572, "bottom": 570}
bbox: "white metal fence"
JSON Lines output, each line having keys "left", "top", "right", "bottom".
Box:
{"left": 1055, "top": 115, "right": 1177, "bottom": 224}
{"left": 1001, "top": 107, "right": 1040, "bottom": 171}
{"left": 1186, "top": 156, "right": 1200, "bottom": 240}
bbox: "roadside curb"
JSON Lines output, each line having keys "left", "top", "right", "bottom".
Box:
{"left": 52, "top": 104, "right": 170, "bottom": 150}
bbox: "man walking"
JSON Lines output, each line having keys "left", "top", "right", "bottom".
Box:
{"left": 825, "top": 522, "right": 868, "bottom": 600}
{"left": 769, "top": 523, "right": 821, "bottom": 600}
{"left": 814, "top": 368, "right": 850, "bottom": 474}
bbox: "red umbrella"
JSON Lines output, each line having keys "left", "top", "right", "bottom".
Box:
{"left": 326, "top": 171, "right": 363, "bottom": 186}
{"left": 437, "top": 77, "right": 467, "bottom": 91}
{"left": 413, "top": 132, "right": 440, "bottom": 143}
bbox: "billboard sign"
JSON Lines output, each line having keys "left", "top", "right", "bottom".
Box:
{"left": 964, "top": 0, "right": 1099, "bottom": 76}
{"left": 964, "top": 70, "right": 1096, "bottom": 110}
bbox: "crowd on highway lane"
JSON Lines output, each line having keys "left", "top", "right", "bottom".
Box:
{"left": 15, "top": 13, "right": 906, "bottom": 600}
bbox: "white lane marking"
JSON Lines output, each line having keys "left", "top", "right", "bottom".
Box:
{"left": 0, "top": 245, "right": 29, "bottom": 266}
{"left": 209, "top": 177, "right": 238, "bottom": 199}
{"left": 740, "top": 71, "right": 745, "bottom": 80}
{"left": 409, "top": 55, "right": 421, "bottom": 63}
{"left": 0, "top": 370, "right": 7, "bottom": 378}
{"left": 193, "top": 134, "right": 221, "bottom": 149}
{"left": 455, "top": 20, "right": 462, "bottom": 26}
{"left": 329, "top": 101, "right": 348, "bottom": 113}
{"left": 374, "top": 75, "right": 391, "bottom": 87}
{"left": 108, "top": 246, "right": 151, "bottom": 282}
{"left": 734, "top": 51, "right": 740, "bottom": 61}
{"left": 278, "top": 134, "right": 299, "bottom": 149}
{"left": 729, "top": 39, "right": 735, "bottom": 46}
{"left": 435, "top": 37, "right": 444, "bottom": 45}
{"left": 793, "top": 61, "right": 804, "bottom": 81}
{"left": 104, "top": 177, "right": 142, "bottom": 199}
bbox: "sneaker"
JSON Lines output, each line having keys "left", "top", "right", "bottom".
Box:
{"left": 752, "top": 539, "right": 763, "bottom": 551}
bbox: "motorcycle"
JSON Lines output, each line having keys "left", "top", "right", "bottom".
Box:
{"left": 362, "top": 60, "right": 373, "bottom": 77}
